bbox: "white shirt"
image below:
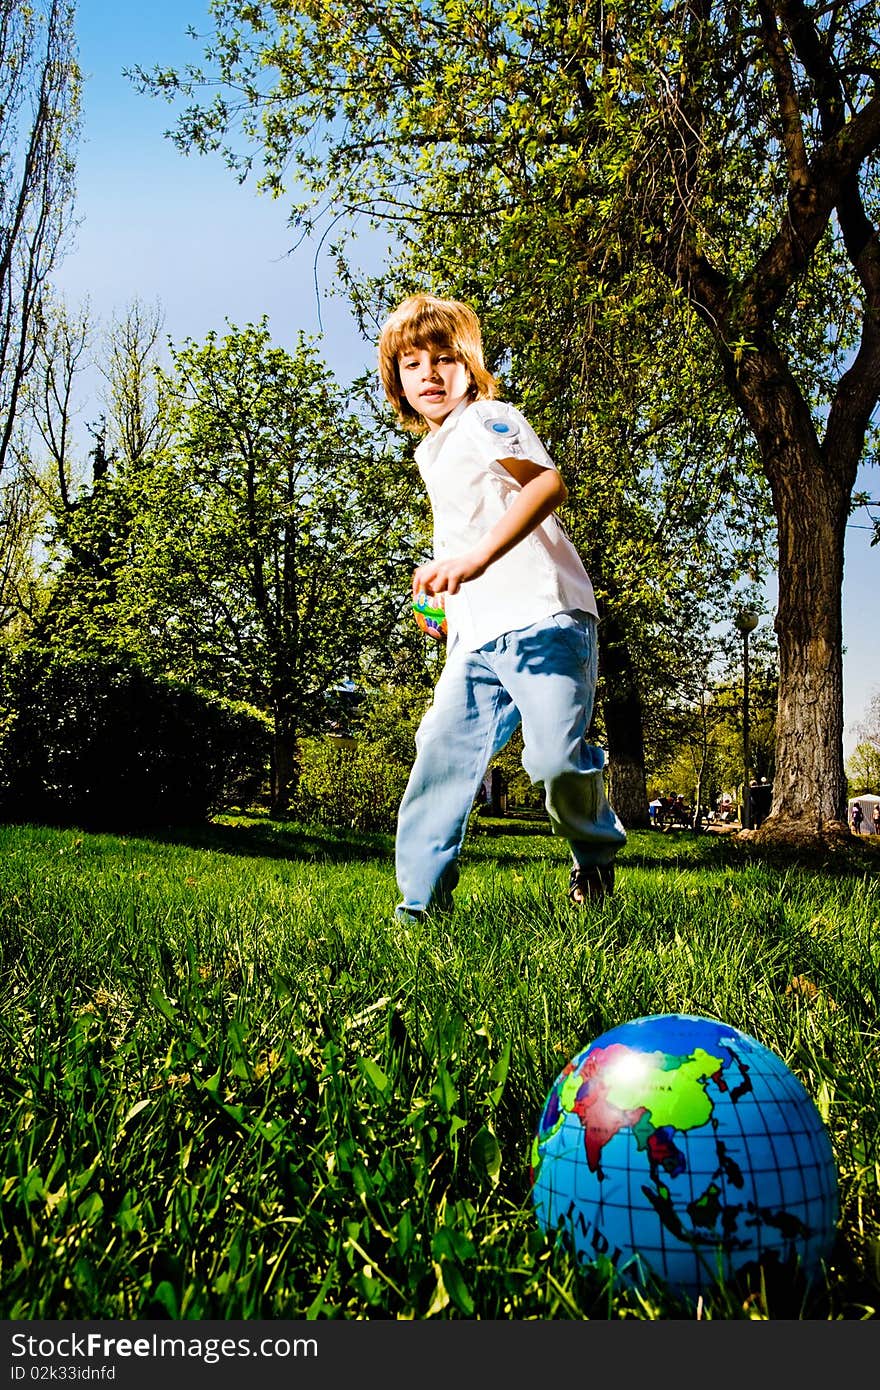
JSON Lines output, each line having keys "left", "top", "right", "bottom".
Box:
{"left": 414, "top": 398, "right": 599, "bottom": 650}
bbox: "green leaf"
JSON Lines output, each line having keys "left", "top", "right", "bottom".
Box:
{"left": 470, "top": 1125, "right": 502, "bottom": 1185}
{"left": 439, "top": 1259, "right": 475, "bottom": 1316}
{"left": 430, "top": 1066, "right": 458, "bottom": 1114}
{"left": 120, "top": 1098, "right": 152, "bottom": 1128}
{"left": 151, "top": 1281, "right": 179, "bottom": 1318}
{"left": 149, "top": 987, "right": 178, "bottom": 1022}
{"left": 357, "top": 1056, "right": 390, "bottom": 1094}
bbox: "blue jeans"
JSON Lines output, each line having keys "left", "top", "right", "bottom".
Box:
{"left": 395, "top": 611, "right": 627, "bottom": 917}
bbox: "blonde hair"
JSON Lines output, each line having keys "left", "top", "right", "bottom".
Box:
{"left": 377, "top": 293, "right": 498, "bottom": 430}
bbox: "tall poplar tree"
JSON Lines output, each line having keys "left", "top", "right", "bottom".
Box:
{"left": 0, "top": 0, "right": 79, "bottom": 630}
{"left": 0, "top": 0, "right": 79, "bottom": 478}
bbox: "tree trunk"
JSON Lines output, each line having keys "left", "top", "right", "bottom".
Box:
{"left": 692, "top": 696, "right": 711, "bottom": 829}
{"left": 270, "top": 721, "right": 299, "bottom": 819}
{"left": 732, "top": 356, "right": 854, "bottom": 845}
{"left": 598, "top": 608, "right": 650, "bottom": 829}
{"left": 762, "top": 463, "right": 849, "bottom": 839}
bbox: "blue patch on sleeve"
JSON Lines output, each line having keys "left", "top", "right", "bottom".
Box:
{"left": 483, "top": 417, "right": 519, "bottom": 438}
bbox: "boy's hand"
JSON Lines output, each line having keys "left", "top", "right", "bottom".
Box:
{"left": 412, "top": 548, "right": 489, "bottom": 598}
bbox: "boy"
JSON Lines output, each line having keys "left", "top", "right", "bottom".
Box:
{"left": 378, "top": 292, "right": 626, "bottom": 922}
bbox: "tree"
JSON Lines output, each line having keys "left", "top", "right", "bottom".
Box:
{"left": 28, "top": 300, "right": 138, "bottom": 647}
{"left": 846, "top": 741, "right": 880, "bottom": 795}
{"left": 0, "top": 1, "right": 79, "bottom": 639}
{"left": 99, "top": 298, "right": 172, "bottom": 469}
{"left": 0, "top": 298, "right": 89, "bottom": 639}
{"left": 0, "top": 448, "right": 52, "bottom": 635}
{"left": 847, "top": 686, "right": 880, "bottom": 792}
{"left": 28, "top": 312, "right": 421, "bottom": 817}
{"left": 135, "top": 0, "right": 880, "bottom": 845}
{"left": 512, "top": 293, "right": 773, "bottom": 829}
{"left": 28, "top": 299, "right": 190, "bottom": 658}
{"left": 649, "top": 623, "right": 778, "bottom": 813}
{"left": 153, "top": 324, "right": 418, "bottom": 812}
{"left": 0, "top": 0, "right": 79, "bottom": 480}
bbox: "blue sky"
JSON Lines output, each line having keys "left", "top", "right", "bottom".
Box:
{"left": 56, "top": 1, "right": 877, "bottom": 758}
{"left": 58, "top": 1, "right": 372, "bottom": 377}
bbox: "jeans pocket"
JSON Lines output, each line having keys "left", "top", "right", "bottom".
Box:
{"left": 548, "top": 610, "right": 591, "bottom": 664}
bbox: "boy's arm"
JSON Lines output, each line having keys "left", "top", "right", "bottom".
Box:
{"left": 412, "top": 457, "right": 567, "bottom": 598}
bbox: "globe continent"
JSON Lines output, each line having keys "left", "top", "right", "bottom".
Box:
{"left": 531, "top": 1013, "right": 838, "bottom": 1299}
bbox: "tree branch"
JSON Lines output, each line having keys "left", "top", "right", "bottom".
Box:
{"left": 741, "top": 91, "right": 880, "bottom": 327}
{"left": 755, "top": 0, "right": 809, "bottom": 188}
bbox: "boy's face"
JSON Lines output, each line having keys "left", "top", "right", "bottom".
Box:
{"left": 397, "top": 343, "right": 471, "bottom": 432}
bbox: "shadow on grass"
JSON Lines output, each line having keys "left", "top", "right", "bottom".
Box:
{"left": 153, "top": 813, "right": 394, "bottom": 866}
{"left": 31, "top": 806, "right": 876, "bottom": 882}
{"left": 640, "top": 826, "right": 880, "bottom": 879}
{"left": 472, "top": 821, "right": 880, "bottom": 881}
{"left": 471, "top": 817, "right": 554, "bottom": 838}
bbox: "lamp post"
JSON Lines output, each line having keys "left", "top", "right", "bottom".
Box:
{"left": 733, "top": 608, "right": 760, "bottom": 829}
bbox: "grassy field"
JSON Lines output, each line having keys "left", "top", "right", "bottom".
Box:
{"left": 1, "top": 812, "right": 878, "bottom": 1320}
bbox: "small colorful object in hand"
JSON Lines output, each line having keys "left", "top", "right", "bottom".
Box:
{"left": 412, "top": 590, "right": 447, "bottom": 640}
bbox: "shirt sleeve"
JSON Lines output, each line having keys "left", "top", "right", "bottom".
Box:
{"left": 467, "top": 401, "right": 556, "bottom": 470}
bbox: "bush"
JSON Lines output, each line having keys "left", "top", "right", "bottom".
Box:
{"left": 0, "top": 648, "right": 271, "bottom": 830}
{"left": 294, "top": 736, "right": 410, "bottom": 832}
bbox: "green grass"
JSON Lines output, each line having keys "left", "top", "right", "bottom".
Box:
{"left": 1, "top": 812, "right": 878, "bottom": 1319}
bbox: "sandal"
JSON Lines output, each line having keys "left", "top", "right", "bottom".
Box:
{"left": 568, "top": 863, "right": 615, "bottom": 905}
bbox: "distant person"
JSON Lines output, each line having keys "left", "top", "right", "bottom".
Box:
{"left": 751, "top": 776, "right": 772, "bottom": 828}
{"left": 378, "top": 292, "right": 627, "bottom": 919}
{"left": 873, "top": 804, "right": 880, "bottom": 835}
{"left": 851, "top": 802, "right": 864, "bottom": 835}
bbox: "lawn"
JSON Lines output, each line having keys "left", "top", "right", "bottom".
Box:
{"left": 1, "top": 813, "right": 878, "bottom": 1319}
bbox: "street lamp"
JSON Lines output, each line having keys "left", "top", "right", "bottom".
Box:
{"left": 733, "top": 608, "right": 760, "bottom": 829}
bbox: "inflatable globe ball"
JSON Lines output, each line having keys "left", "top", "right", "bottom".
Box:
{"left": 412, "top": 590, "right": 447, "bottom": 640}
{"left": 531, "top": 1013, "right": 839, "bottom": 1302}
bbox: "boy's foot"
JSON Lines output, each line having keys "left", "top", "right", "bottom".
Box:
{"left": 395, "top": 905, "right": 428, "bottom": 925}
{"left": 568, "top": 863, "right": 615, "bottom": 906}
